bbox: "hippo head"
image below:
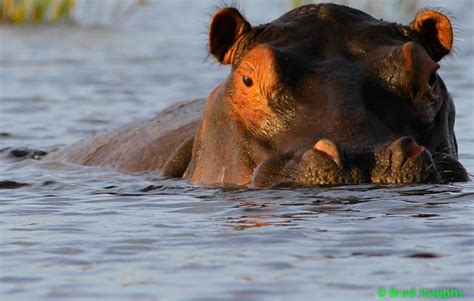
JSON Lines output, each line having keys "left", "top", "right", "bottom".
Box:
{"left": 184, "top": 4, "right": 468, "bottom": 188}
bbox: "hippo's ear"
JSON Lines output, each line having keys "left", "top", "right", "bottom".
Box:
{"left": 209, "top": 7, "right": 251, "bottom": 64}
{"left": 410, "top": 10, "right": 453, "bottom": 61}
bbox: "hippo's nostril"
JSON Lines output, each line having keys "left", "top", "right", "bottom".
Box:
{"left": 313, "top": 139, "right": 343, "bottom": 165}
{"left": 390, "top": 137, "right": 424, "bottom": 162}
{"left": 406, "top": 140, "right": 424, "bottom": 158}
{"left": 314, "top": 139, "right": 337, "bottom": 158}
{"left": 428, "top": 71, "right": 437, "bottom": 87}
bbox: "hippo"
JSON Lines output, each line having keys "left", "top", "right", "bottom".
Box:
{"left": 46, "top": 3, "right": 469, "bottom": 188}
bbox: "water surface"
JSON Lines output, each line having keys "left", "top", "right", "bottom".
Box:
{"left": 1, "top": 1, "right": 473, "bottom": 300}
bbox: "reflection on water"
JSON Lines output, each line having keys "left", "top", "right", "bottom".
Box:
{"left": 0, "top": 1, "right": 473, "bottom": 300}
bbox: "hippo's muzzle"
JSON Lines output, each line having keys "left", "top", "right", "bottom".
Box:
{"left": 251, "top": 137, "right": 468, "bottom": 188}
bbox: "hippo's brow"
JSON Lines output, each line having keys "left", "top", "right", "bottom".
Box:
{"left": 239, "top": 65, "right": 256, "bottom": 74}
{"left": 232, "top": 25, "right": 268, "bottom": 68}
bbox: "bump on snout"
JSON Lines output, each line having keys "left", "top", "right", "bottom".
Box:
{"left": 314, "top": 139, "right": 343, "bottom": 166}
{"left": 294, "top": 139, "right": 365, "bottom": 186}
{"left": 372, "top": 137, "right": 439, "bottom": 184}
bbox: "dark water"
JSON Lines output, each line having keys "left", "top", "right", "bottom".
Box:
{"left": 1, "top": 1, "right": 473, "bottom": 300}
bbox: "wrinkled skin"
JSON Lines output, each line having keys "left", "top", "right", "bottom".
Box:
{"left": 47, "top": 4, "right": 469, "bottom": 188}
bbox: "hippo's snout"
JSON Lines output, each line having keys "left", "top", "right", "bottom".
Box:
{"left": 294, "top": 139, "right": 364, "bottom": 186}
{"left": 251, "top": 136, "right": 468, "bottom": 188}
{"left": 251, "top": 139, "right": 368, "bottom": 188}
{"left": 371, "top": 137, "right": 439, "bottom": 184}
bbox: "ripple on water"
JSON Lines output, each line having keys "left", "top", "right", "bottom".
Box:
{"left": 1, "top": 1, "right": 474, "bottom": 300}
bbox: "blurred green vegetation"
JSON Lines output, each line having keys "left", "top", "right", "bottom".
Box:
{"left": 0, "top": 0, "right": 147, "bottom": 25}
{"left": 1, "top": 0, "right": 76, "bottom": 24}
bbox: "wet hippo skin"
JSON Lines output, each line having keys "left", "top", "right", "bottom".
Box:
{"left": 46, "top": 4, "right": 469, "bottom": 188}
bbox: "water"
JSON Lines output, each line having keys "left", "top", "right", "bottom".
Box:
{"left": 1, "top": 1, "right": 473, "bottom": 300}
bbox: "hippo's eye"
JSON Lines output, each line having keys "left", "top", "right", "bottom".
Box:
{"left": 242, "top": 76, "right": 254, "bottom": 87}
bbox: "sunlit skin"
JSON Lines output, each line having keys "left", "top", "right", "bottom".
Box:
{"left": 46, "top": 4, "right": 469, "bottom": 188}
